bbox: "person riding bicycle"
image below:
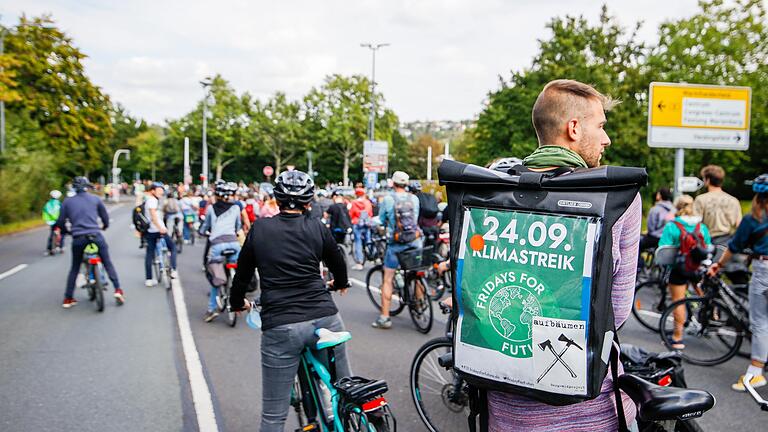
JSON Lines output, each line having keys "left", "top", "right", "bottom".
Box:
{"left": 199, "top": 181, "right": 242, "bottom": 322}
{"left": 55, "top": 177, "right": 123, "bottom": 308}
{"left": 327, "top": 190, "right": 352, "bottom": 245}
{"left": 43, "top": 189, "right": 64, "bottom": 255}
{"left": 179, "top": 190, "right": 199, "bottom": 243}
{"left": 143, "top": 182, "right": 178, "bottom": 286}
{"left": 163, "top": 189, "right": 183, "bottom": 240}
{"left": 411, "top": 181, "right": 441, "bottom": 246}
{"left": 349, "top": 188, "right": 373, "bottom": 270}
{"left": 708, "top": 173, "right": 768, "bottom": 392}
{"left": 372, "top": 170, "right": 423, "bottom": 330}
{"left": 487, "top": 80, "right": 641, "bottom": 431}
{"left": 229, "top": 170, "right": 350, "bottom": 432}
{"left": 657, "top": 194, "right": 712, "bottom": 350}
{"left": 639, "top": 187, "right": 674, "bottom": 258}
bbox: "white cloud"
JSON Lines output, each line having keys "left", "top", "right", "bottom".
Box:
{"left": 1, "top": 0, "right": 703, "bottom": 123}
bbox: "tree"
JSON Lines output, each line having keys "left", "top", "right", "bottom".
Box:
{"left": 248, "top": 92, "right": 305, "bottom": 174}
{"left": 408, "top": 134, "right": 444, "bottom": 179}
{"left": 129, "top": 126, "right": 165, "bottom": 180}
{"left": 304, "top": 74, "right": 399, "bottom": 185}
{"left": 3, "top": 15, "right": 114, "bottom": 175}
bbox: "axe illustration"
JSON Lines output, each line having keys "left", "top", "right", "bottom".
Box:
{"left": 536, "top": 334, "right": 583, "bottom": 383}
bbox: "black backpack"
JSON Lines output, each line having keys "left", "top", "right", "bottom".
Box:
{"left": 133, "top": 202, "right": 150, "bottom": 233}
{"left": 417, "top": 192, "right": 440, "bottom": 220}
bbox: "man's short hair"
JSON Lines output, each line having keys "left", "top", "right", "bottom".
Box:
{"left": 700, "top": 165, "right": 725, "bottom": 187}
{"left": 531, "top": 79, "right": 618, "bottom": 145}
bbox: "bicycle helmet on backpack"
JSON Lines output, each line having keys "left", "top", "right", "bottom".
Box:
{"left": 274, "top": 170, "right": 315, "bottom": 210}
{"left": 50, "top": 190, "right": 62, "bottom": 199}
{"left": 72, "top": 176, "right": 91, "bottom": 192}
{"left": 753, "top": 173, "right": 768, "bottom": 194}
{"left": 409, "top": 180, "right": 422, "bottom": 193}
{"left": 488, "top": 157, "right": 523, "bottom": 173}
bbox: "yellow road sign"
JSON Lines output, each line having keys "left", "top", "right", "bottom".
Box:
{"left": 647, "top": 82, "right": 751, "bottom": 150}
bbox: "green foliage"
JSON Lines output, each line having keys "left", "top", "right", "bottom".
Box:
{"left": 470, "top": 1, "right": 766, "bottom": 199}
{"left": 129, "top": 126, "right": 165, "bottom": 180}
{"left": 248, "top": 92, "right": 305, "bottom": 174}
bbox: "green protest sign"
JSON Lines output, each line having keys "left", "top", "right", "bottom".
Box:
{"left": 454, "top": 207, "right": 599, "bottom": 394}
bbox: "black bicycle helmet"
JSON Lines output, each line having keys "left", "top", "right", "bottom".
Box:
{"left": 72, "top": 176, "right": 91, "bottom": 192}
{"left": 752, "top": 173, "right": 768, "bottom": 194}
{"left": 409, "top": 180, "right": 422, "bottom": 193}
{"left": 274, "top": 170, "right": 315, "bottom": 209}
{"left": 215, "top": 180, "right": 233, "bottom": 197}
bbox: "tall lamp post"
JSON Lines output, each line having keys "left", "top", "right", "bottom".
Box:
{"left": 0, "top": 22, "right": 7, "bottom": 154}
{"left": 200, "top": 77, "right": 212, "bottom": 188}
{"left": 360, "top": 43, "right": 389, "bottom": 141}
{"left": 111, "top": 149, "right": 130, "bottom": 202}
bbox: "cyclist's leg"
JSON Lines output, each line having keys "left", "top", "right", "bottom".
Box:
{"left": 260, "top": 323, "right": 305, "bottom": 432}
{"left": 164, "top": 233, "right": 177, "bottom": 270}
{"left": 182, "top": 214, "right": 191, "bottom": 240}
{"left": 47, "top": 225, "right": 55, "bottom": 252}
{"left": 353, "top": 225, "right": 364, "bottom": 264}
{"left": 93, "top": 233, "right": 121, "bottom": 290}
{"left": 748, "top": 261, "right": 768, "bottom": 369}
{"left": 65, "top": 236, "right": 87, "bottom": 299}
{"left": 145, "top": 232, "right": 159, "bottom": 279}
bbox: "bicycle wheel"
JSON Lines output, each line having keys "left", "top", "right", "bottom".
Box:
{"left": 425, "top": 269, "right": 447, "bottom": 301}
{"left": 84, "top": 267, "right": 96, "bottom": 301}
{"left": 411, "top": 337, "right": 468, "bottom": 432}
{"left": 659, "top": 297, "right": 744, "bottom": 366}
{"left": 93, "top": 264, "right": 105, "bottom": 312}
{"left": 224, "top": 275, "right": 237, "bottom": 327}
{"left": 163, "top": 255, "right": 172, "bottom": 290}
{"left": 365, "top": 265, "right": 406, "bottom": 317}
{"left": 409, "top": 277, "right": 433, "bottom": 334}
{"left": 632, "top": 279, "right": 668, "bottom": 332}
{"left": 175, "top": 230, "right": 183, "bottom": 254}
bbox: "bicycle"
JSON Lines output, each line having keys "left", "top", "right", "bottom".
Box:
{"left": 365, "top": 246, "right": 434, "bottom": 333}
{"left": 658, "top": 259, "right": 750, "bottom": 366}
{"left": 81, "top": 237, "right": 108, "bottom": 312}
{"left": 290, "top": 328, "right": 396, "bottom": 431}
{"left": 410, "top": 301, "right": 467, "bottom": 432}
{"left": 362, "top": 226, "right": 387, "bottom": 266}
{"left": 212, "top": 248, "right": 239, "bottom": 327}
{"left": 153, "top": 237, "right": 172, "bottom": 290}
{"left": 169, "top": 216, "right": 184, "bottom": 254}
{"left": 424, "top": 254, "right": 451, "bottom": 301}
{"left": 46, "top": 226, "right": 64, "bottom": 256}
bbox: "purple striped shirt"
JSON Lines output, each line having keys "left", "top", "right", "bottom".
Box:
{"left": 488, "top": 194, "right": 642, "bottom": 431}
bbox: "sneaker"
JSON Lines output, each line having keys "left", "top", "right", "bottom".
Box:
{"left": 145, "top": 279, "right": 157, "bottom": 287}
{"left": 731, "top": 374, "right": 767, "bottom": 392}
{"left": 62, "top": 298, "right": 78, "bottom": 308}
{"left": 170, "top": 269, "right": 178, "bottom": 279}
{"left": 114, "top": 289, "right": 125, "bottom": 305}
{"left": 352, "top": 263, "right": 364, "bottom": 271}
{"left": 204, "top": 311, "right": 220, "bottom": 323}
{"left": 371, "top": 316, "right": 392, "bottom": 329}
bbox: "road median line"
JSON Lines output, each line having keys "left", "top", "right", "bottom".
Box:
{"left": 170, "top": 274, "right": 219, "bottom": 432}
{"left": 0, "top": 264, "right": 28, "bottom": 281}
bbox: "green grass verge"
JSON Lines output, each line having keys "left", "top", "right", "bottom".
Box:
{"left": 0, "top": 218, "right": 44, "bottom": 236}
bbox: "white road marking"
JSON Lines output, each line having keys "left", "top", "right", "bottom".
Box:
{"left": 0, "top": 264, "right": 27, "bottom": 281}
{"left": 107, "top": 203, "right": 124, "bottom": 214}
{"left": 170, "top": 275, "right": 219, "bottom": 432}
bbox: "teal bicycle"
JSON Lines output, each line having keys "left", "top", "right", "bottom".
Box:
{"left": 290, "top": 328, "right": 396, "bottom": 431}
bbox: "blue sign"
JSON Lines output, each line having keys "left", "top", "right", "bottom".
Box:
{"left": 365, "top": 172, "right": 378, "bottom": 189}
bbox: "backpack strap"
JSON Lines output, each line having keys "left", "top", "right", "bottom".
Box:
{"left": 610, "top": 331, "right": 630, "bottom": 432}
{"left": 467, "top": 384, "right": 488, "bottom": 432}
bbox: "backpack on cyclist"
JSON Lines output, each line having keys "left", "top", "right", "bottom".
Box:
{"left": 438, "top": 159, "right": 646, "bottom": 431}
{"left": 671, "top": 221, "right": 708, "bottom": 272}
{"left": 133, "top": 202, "right": 150, "bottom": 233}
{"left": 417, "top": 192, "right": 440, "bottom": 220}
{"left": 392, "top": 194, "right": 421, "bottom": 243}
{"left": 244, "top": 201, "right": 257, "bottom": 223}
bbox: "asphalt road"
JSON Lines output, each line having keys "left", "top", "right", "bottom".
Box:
{"left": 0, "top": 202, "right": 765, "bottom": 431}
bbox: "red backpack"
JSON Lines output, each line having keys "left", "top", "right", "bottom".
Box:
{"left": 245, "top": 202, "right": 257, "bottom": 223}
{"left": 672, "top": 220, "right": 708, "bottom": 272}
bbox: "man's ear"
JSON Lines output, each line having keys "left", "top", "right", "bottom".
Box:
{"left": 566, "top": 118, "right": 580, "bottom": 142}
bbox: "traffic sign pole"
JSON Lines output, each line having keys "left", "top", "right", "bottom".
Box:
{"left": 674, "top": 148, "right": 684, "bottom": 198}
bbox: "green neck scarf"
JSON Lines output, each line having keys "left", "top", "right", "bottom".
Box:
{"left": 522, "top": 145, "right": 588, "bottom": 169}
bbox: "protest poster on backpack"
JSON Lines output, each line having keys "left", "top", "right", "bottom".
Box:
{"left": 454, "top": 207, "right": 600, "bottom": 395}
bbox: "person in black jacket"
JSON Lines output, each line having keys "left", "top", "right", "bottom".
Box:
{"left": 230, "top": 170, "right": 350, "bottom": 432}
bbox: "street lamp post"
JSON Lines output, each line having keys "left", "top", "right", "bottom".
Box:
{"left": 111, "top": 149, "right": 130, "bottom": 202}
{"left": 360, "top": 43, "right": 389, "bottom": 141}
{"left": 0, "top": 23, "right": 7, "bottom": 154}
{"left": 200, "top": 77, "right": 212, "bottom": 188}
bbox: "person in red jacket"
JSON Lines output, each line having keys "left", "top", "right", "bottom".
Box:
{"left": 349, "top": 188, "right": 373, "bottom": 270}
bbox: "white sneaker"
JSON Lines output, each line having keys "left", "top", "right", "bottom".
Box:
{"left": 145, "top": 279, "right": 157, "bottom": 287}
{"left": 352, "top": 263, "right": 364, "bottom": 270}
{"left": 170, "top": 270, "right": 178, "bottom": 279}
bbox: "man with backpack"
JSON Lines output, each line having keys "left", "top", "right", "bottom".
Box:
{"left": 477, "top": 80, "right": 642, "bottom": 430}
{"left": 372, "top": 170, "right": 422, "bottom": 329}
{"left": 349, "top": 188, "right": 373, "bottom": 270}
{"left": 411, "top": 181, "right": 441, "bottom": 246}
{"left": 327, "top": 191, "right": 352, "bottom": 245}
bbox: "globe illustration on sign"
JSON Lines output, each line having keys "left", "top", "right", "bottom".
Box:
{"left": 488, "top": 285, "right": 542, "bottom": 342}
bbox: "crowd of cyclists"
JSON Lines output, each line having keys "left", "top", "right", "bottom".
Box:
{"left": 40, "top": 79, "right": 768, "bottom": 431}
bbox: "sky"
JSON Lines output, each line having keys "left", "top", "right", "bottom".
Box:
{"left": 1, "top": 0, "right": 705, "bottom": 124}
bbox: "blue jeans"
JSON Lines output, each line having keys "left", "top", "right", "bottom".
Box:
{"left": 65, "top": 233, "right": 120, "bottom": 299}
{"left": 383, "top": 238, "right": 423, "bottom": 269}
{"left": 182, "top": 212, "right": 196, "bottom": 241}
{"left": 260, "top": 313, "right": 351, "bottom": 432}
{"left": 750, "top": 260, "right": 768, "bottom": 363}
{"left": 144, "top": 232, "right": 177, "bottom": 280}
{"left": 208, "top": 241, "right": 241, "bottom": 312}
{"left": 353, "top": 225, "right": 371, "bottom": 264}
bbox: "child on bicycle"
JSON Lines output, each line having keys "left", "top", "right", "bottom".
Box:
{"left": 709, "top": 173, "right": 768, "bottom": 391}
{"left": 657, "top": 194, "right": 712, "bottom": 349}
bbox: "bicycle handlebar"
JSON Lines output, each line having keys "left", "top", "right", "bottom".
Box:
{"left": 743, "top": 373, "right": 768, "bottom": 411}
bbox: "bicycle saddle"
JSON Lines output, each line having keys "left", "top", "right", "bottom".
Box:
{"left": 618, "top": 374, "right": 715, "bottom": 422}
{"left": 315, "top": 328, "right": 351, "bottom": 350}
{"left": 221, "top": 248, "right": 238, "bottom": 257}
